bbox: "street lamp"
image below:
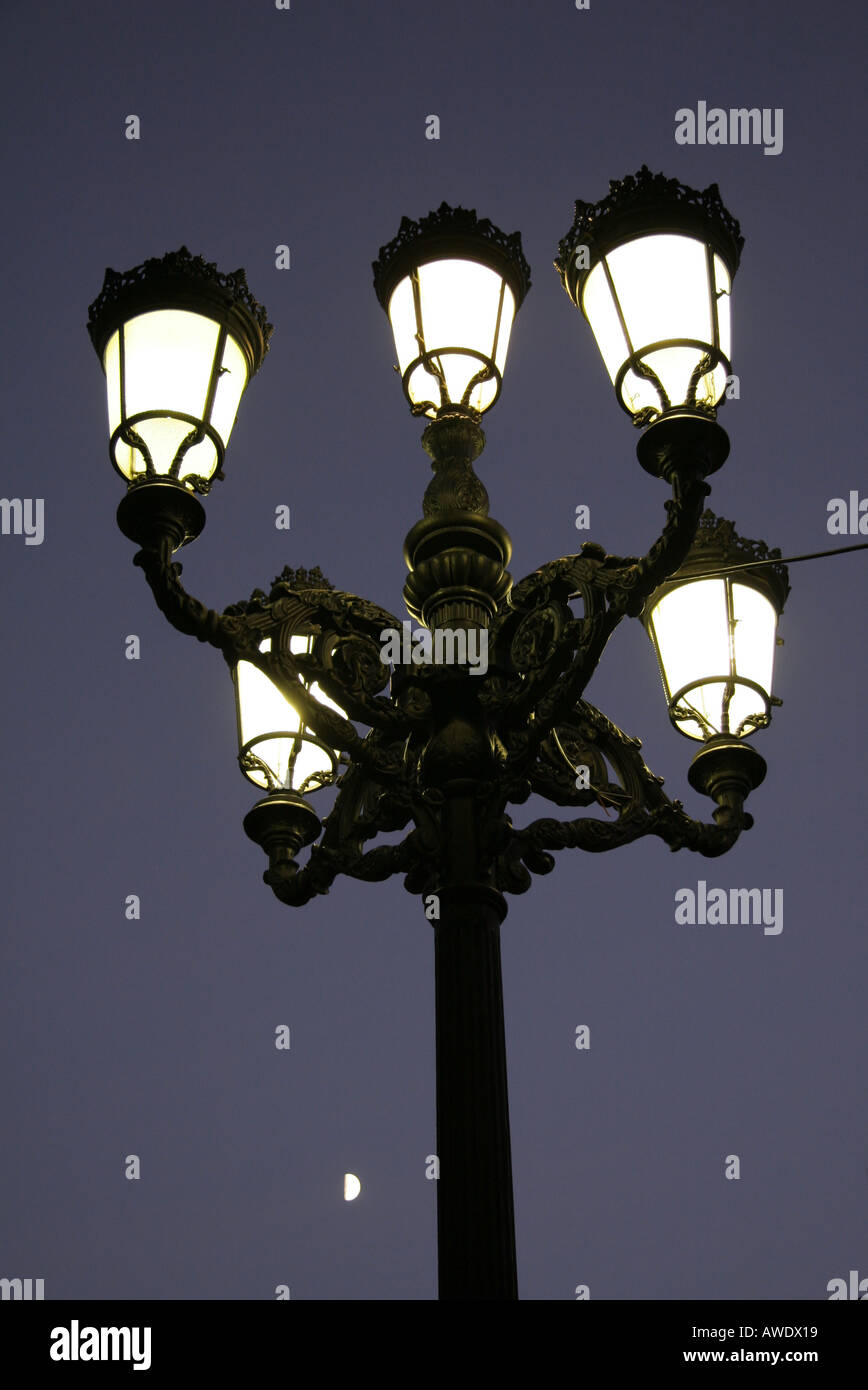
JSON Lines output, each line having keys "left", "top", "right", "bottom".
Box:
{"left": 373, "top": 201, "right": 530, "bottom": 418}
{"left": 555, "top": 165, "right": 740, "bottom": 424}
{"left": 555, "top": 164, "right": 741, "bottom": 479}
{"left": 88, "top": 170, "right": 790, "bottom": 1301}
{"left": 230, "top": 585, "right": 347, "bottom": 886}
{"left": 87, "top": 245, "right": 272, "bottom": 550}
{"left": 643, "top": 512, "right": 787, "bottom": 744}
{"left": 642, "top": 508, "right": 789, "bottom": 822}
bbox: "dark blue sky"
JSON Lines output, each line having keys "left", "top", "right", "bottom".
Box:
{"left": 1, "top": 0, "right": 865, "bottom": 1299}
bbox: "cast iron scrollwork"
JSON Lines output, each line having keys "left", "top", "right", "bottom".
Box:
{"left": 127, "top": 415, "right": 760, "bottom": 910}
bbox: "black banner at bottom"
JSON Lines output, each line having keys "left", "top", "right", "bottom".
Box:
{"left": 2, "top": 1299, "right": 863, "bottom": 1375}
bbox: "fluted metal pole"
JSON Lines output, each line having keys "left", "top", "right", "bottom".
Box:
{"left": 433, "top": 804, "right": 517, "bottom": 1299}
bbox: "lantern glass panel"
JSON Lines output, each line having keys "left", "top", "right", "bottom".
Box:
{"left": 648, "top": 577, "right": 778, "bottom": 740}
{"left": 235, "top": 636, "right": 341, "bottom": 793}
{"left": 388, "top": 258, "right": 515, "bottom": 415}
{"left": 206, "top": 333, "right": 247, "bottom": 447}
{"left": 582, "top": 234, "right": 731, "bottom": 415}
{"left": 714, "top": 255, "right": 732, "bottom": 362}
{"left": 731, "top": 582, "right": 777, "bottom": 713}
{"left": 651, "top": 578, "right": 729, "bottom": 737}
{"left": 104, "top": 309, "right": 249, "bottom": 481}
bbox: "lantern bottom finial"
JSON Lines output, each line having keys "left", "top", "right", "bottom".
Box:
{"left": 117, "top": 478, "right": 206, "bottom": 552}
{"left": 243, "top": 790, "right": 321, "bottom": 877}
{"left": 688, "top": 734, "right": 767, "bottom": 829}
{"left": 636, "top": 411, "right": 730, "bottom": 481}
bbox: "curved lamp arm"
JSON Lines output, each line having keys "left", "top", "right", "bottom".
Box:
{"left": 261, "top": 833, "right": 425, "bottom": 906}
{"left": 497, "top": 693, "right": 752, "bottom": 893}
{"left": 132, "top": 546, "right": 247, "bottom": 651}
{"left": 604, "top": 464, "right": 713, "bottom": 619}
{"left": 489, "top": 460, "right": 713, "bottom": 760}
{"left": 497, "top": 799, "right": 742, "bottom": 894}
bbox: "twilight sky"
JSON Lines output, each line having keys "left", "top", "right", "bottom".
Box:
{"left": 1, "top": 0, "right": 865, "bottom": 1300}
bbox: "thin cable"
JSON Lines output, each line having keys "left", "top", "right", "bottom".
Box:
{"left": 691, "top": 540, "right": 868, "bottom": 579}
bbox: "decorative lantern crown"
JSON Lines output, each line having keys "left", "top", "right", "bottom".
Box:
{"left": 87, "top": 245, "right": 273, "bottom": 373}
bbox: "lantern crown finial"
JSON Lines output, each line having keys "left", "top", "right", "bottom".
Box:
{"left": 678, "top": 509, "right": 790, "bottom": 611}
{"left": 224, "top": 567, "right": 335, "bottom": 621}
{"left": 87, "top": 245, "right": 273, "bottom": 375}
{"left": 372, "top": 202, "right": 531, "bottom": 310}
{"left": 554, "top": 165, "right": 744, "bottom": 295}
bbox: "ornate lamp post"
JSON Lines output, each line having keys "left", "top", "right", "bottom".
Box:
{"left": 87, "top": 168, "right": 789, "bottom": 1301}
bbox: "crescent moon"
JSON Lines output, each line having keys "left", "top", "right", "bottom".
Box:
{"left": 344, "top": 1173, "right": 361, "bottom": 1201}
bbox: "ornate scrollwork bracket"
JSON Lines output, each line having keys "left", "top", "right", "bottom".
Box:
{"left": 121, "top": 408, "right": 765, "bottom": 909}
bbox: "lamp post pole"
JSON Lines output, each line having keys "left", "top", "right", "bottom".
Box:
{"left": 435, "top": 864, "right": 515, "bottom": 1298}
{"left": 416, "top": 614, "right": 516, "bottom": 1294}
{"left": 88, "top": 169, "right": 791, "bottom": 1301}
